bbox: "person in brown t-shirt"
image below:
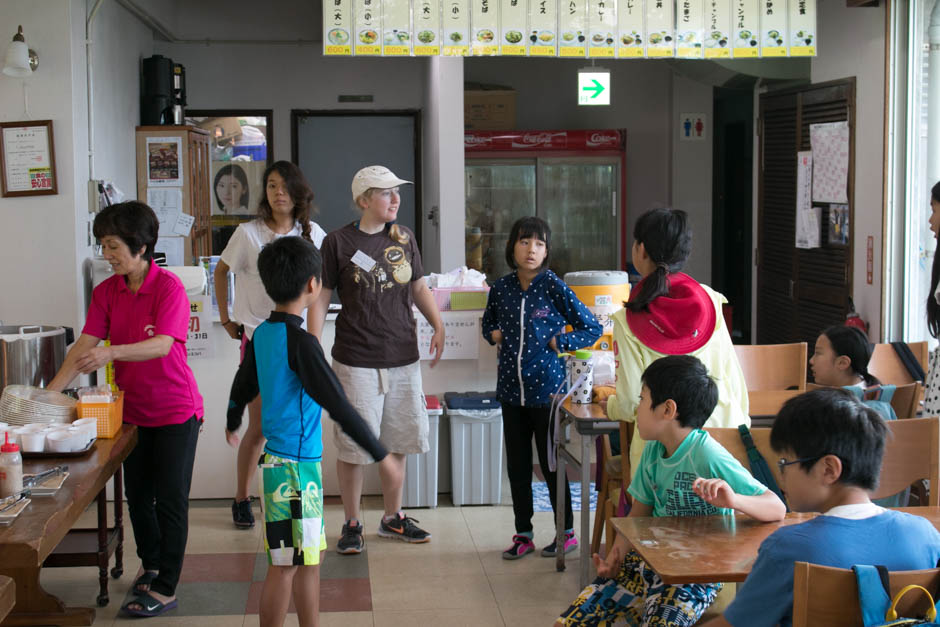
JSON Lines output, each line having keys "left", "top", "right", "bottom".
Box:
{"left": 311, "top": 165, "right": 444, "bottom": 554}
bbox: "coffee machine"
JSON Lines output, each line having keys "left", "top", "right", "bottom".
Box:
{"left": 140, "top": 55, "right": 186, "bottom": 125}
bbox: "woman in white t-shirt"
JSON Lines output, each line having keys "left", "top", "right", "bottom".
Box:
{"left": 214, "top": 160, "right": 326, "bottom": 529}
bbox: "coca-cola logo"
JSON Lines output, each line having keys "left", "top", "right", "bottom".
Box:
{"left": 511, "top": 132, "right": 564, "bottom": 148}
{"left": 587, "top": 132, "right": 619, "bottom": 147}
{"left": 464, "top": 134, "right": 492, "bottom": 146}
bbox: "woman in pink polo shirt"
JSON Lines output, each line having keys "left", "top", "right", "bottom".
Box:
{"left": 49, "top": 201, "right": 203, "bottom": 618}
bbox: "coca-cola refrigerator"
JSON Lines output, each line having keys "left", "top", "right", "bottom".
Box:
{"left": 464, "top": 129, "right": 627, "bottom": 284}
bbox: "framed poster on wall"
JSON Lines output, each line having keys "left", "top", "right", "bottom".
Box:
{"left": 0, "top": 120, "right": 57, "bottom": 197}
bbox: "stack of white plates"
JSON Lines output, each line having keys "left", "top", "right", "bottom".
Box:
{"left": 0, "top": 385, "right": 76, "bottom": 425}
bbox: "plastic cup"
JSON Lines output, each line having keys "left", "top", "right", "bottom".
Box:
{"left": 20, "top": 431, "right": 45, "bottom": 453}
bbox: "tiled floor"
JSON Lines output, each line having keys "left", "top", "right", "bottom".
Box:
{"left": 39, "top": 492, "right": 591, "bottom": 626}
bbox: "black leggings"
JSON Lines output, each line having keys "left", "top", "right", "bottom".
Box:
{"left": 502, "top": 404, "right": 574, "bottom": 535}
{"left": 123, "top": 416, "right": 200, "bottom": 597}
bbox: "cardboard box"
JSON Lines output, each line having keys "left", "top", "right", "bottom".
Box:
{"left": 464, "top": 89, "right": 516, "bottom": 130}
{"left": 197, "top": 117, "right": 242, "bottom": 142}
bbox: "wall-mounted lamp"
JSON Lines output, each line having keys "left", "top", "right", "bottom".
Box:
{"left": 3, "top": 26, "right": 39, "bottom": 77}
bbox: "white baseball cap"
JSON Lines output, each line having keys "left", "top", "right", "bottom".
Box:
{"left": 351, "top": 165, "right": 412, "bottom": 200}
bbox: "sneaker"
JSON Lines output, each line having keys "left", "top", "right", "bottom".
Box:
{"left": 337, "top": 520, "right": 364, "bottom": 555}
{"left": 232, "top": 498, "right": 254, "bottom": 529}
{"left": 541, "top": 531, "right": 578, "bottom": 557}
{"left": 377, "top": 512, "right": 432, "bottom": 543}
{"left": 502, "top": 534, "right": 536, "bottom": 560}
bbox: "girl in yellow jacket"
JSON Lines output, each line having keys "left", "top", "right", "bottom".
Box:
{"left": 605, "top": 207, "right": 750, "bottom": 475}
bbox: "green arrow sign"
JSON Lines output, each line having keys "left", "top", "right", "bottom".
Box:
{"left": 583, "top": 79, "right": 605, "bottom": 99}
{"left": 577, "top": 71, "right": 610, "bottom": 106}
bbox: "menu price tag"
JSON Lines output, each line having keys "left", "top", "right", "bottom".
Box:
{"left": 617, "top": 0, "right": 644, "bottom": 58}
{"left": 355, "top": 0, "right": 382, "bottom": 54}
{"left": 731, "top": 0, "right": 758, "bottom": 57}
{"left": 528, "top": 0, "right": 558, "bottom": 56}
{"left": 646, "top": 0, "right": 674, "bottom": 57}
{"left": 704, "top": 0, "right": 731, "bottom": 58}
{"left": 760, "top": 0, "right": 787, "bottom": 57}
{"left": 559, "top": 0, "right": 588, "bottom": 57}
{"left": 414, "top": 0, "right": 442, "bottom": 54}
{"left": 587, "top": 0, "right": 616, "bottom": 57}
{"left": 443, "top": 0, "right": 470, "bottom": 55}
{"left": 471, "top": 0, "right": 499, "bottom": 55}
{"left": 499, "top": 0, "right": 527, "bottom": 55}
{"left": 788, "top": 0, "right": 815, "bottom": 57}
{"left": 324, "top": 0, "right": 353, "bottom": 55}
{"left": 383, "top": 0, "right": 413, "bottom": 55}
{"left": 676, "top": 0, "right": 704, "bottom": 58}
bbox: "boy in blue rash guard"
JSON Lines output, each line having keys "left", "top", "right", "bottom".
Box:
{"left": 700, "top": 388, "right": 940, "bottom": 627}
{"left": 227, "top": 236, "right": 398, "bottom": 627}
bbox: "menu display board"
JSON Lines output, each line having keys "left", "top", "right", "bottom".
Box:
{"left": 325, "top": 0, "right": 354, "bottom": 55}
{"left": 528, "top": 0, "right": 558, "bottom": 56}
{"left": 324, "top": 0, "right": 816, "bottom": 58}
{"left": 617, "top": 0, "right": 644, "bottom": 58}
{"left": 788, "top": 0, "right": 815, "bottom": 57}
{"left": 646, "top": 0, "right": 674, "bottom": 57}
{"left": 676, "top": 0, "right": 704, "bottom": 58}
{"left": 732, "top": 0, "right": 759, "bottom": 57}
{"left": 760, "top": 0, "right": 787, "bottom": 57}
{"left": 414, "top": 0, "right": 441, "bottom": 54}
{"left": 559, "top": 0, "right": 589, "bottom": 57}
{"left": 443, "top": 0, "right": 471, "bottom": 54}
{"left": 704, "top": 0, "right": 731, "bottom": 59}
{"left": 500, "top": 0, "right": 527, "bottom": 54}
{"left": 471, "top": 0, "right": 499, "bottom": 54}
{"left": 383, "top": 0, "right": 413, "bottom": 54}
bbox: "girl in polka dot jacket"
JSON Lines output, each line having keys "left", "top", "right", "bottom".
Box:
{"left": 482, "top": 216, "right": 602, "bottom": 561}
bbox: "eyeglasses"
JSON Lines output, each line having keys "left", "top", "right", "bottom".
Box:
{"left": 777, "top": 456, "right": 821, "bottom": 472}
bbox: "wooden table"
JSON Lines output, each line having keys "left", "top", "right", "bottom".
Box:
{"left": 0, "top": 425, "right": 137, "bottom": 626}
{"left": 554, "top": 399, "right": 620, "bottom": 587}
{"left": 0, "top": 577, "right": 13, "bottom": 623}
{"left": 612, "top": 507, "right": 940, "bottom": 585}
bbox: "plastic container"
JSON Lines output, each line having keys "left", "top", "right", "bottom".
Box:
{"left": 0, "top": 432, "right": 22, "bottom": 498}
{"left": 446, "top": 392, "right": 503, "bottom": 506}
{"left": 567, "top": 349, "right": 594, "bottom": 404}
{"left": 432, "top": 287, "right": 490, "bottom": 312}
{"left": 232, "top": 144, "right": 266, "bottom": 161}
{"left": 402, "top": 396, "right": 443, "bottom": 508}
{"left": 77, "top": 391, "right": 123, "bottom": 438}
{"left": 564, "top": 270, "right": 631, "bottom": 351}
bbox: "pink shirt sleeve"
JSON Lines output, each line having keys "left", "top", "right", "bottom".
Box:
{"left": 153, "top": 271, "right": 191, "bottom": 342}
{"left": 82, "top": 281, "right": 112, "bottom": 340}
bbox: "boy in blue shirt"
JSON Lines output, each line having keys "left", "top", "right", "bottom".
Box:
{"left": 558, "top": 355, "right": 786, "bottom": 626}
{"left": 228, "top": 236, "right": 399, "bottom": 627}
{"left": 702, "top": 388, "right": 940, "bottom": 627}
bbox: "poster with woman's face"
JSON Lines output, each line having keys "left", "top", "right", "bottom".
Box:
{"left": 211, "top": 161, "right": 266, "bottom": 217}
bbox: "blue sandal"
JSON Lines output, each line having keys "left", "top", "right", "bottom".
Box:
{"left": 121, "top": 592, "right": 178, "bottom": 617}
{"left": 133, "top": 571, "right": 157, "bottom": 594}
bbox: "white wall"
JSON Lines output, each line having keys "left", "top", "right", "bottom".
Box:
{"left": 812, "top": 0, "right": 886, "bottom": 340}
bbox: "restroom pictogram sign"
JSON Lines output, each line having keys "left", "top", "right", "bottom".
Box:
{"left": 680, "top": 113, "right": 707, "bottom": 141}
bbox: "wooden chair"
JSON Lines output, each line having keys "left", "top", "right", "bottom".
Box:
{"left": 599, "top": 420, "right": 632, "bottom": 555}
{"left": 875, "top": 417, "right": 940, "bottom": 506}
{"left": 747, "top": 389, "right": 802, "bottom": 418}
{"left": 591, "top": 433, "right": 624, "bottom": 555}
{"left": 734, "top": 343, "right": 808, "bottom": 391}
{"left": 792, "top": 561, "right": 940, "bottom": 627}
{"left": 705, "top": 426, "right": 784, "bottom": 500}
{"left": 869, "top": 341, "right": 928, "bottom": 385}
{"left": 0, "top": 576, "right": 13, "bottom": 623}
{"left": 806, "top": 381, "right": 922, "bottom": 419}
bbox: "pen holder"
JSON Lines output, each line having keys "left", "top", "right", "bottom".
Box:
{"left": 567, "top": 350, "right": 594, "bottom": 404}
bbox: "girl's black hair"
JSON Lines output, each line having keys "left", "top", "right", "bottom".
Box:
{"left": 213, "top": 163, "right": 250, "bottom": 212}
{"left": 625, "top": 208, "right": 693, "bottom": 312}
{"left": 257, "top": 161, "right": 316, "bottom": 243}
{"left": 928, "top": 181, "right": 940, "bottom": 339}
{"left": 821, "top": 325, "right": 879, "bottom": 386}
{"left": 505, "top": 216, "right": 551, "bottom": 270}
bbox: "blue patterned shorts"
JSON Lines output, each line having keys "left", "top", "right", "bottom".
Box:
{"left": 558, "top": 551, "right": 721, "bottom": 626}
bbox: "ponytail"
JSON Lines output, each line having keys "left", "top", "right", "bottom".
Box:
{"left": 822, "top": 325, "right": 879, "bottom": 387}
{"left": 389, "top": 223, "right": 409, "bottom": 245}
{"left": 299, "top": 220, "right": 313, "bottom": 243}
{"left": 625, "top": 208, "right": 692, "bottom": 312}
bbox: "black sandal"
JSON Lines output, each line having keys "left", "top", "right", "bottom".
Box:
{"left": 133, "top": 570, "right": 158, "bottom": 594}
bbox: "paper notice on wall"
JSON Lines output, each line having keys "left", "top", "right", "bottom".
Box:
{"left": 147, "top": 187, "right": 183, "bottom": 237}
{"left": 732, "top": 0, "right": 759, "bottom": 57}
{"left": 795, "top": 206, "right": 821, "bottom": 249}
{"left": 588, "top": 0, "right": 616, "bottom": 57}
{"left": 354, "top": 0, "right": 381, "bottom": 55}
{"left": 416, "top": 311, "right": 480, "bottom": 360}
{"left": 617, "top": 0, "right": 644, "bottom": 58}
{"left": 324, "top": 0, "right": 354, "bottom": 55}
{"left": 146, "top": 137, "right": 183, "bottom": 187}
{"left": 528, "top": 0, "right": 558, "bottom": 56}
{"left": 760, "top": 0, "right": 787, "bottom": 57}
{"left": 810, "top": 121, "right": 849, "bottom": 203}
{"left": 796, "top": 151, "right": 812, "bottom": 213}
{"left": 646, "top": 0, "right": 675, "bottom": 57}
{"left": 499, "top": 0, "right": 526, "bottom": 55}
{"left": 676, "top": 0, "right": 704, "bottom": 59}
{"left": 442, "top": 0, "right": 470, "bottom": 55}
{"left": 704, "top": 0, "right": 732, "bottom": 59}
{"left": 187, "top": 296, "right": 212, "bottom": 359}
{"left": 471, "top": 0, "right": 499, "bottom": 55}
{"left": 414, "top": 0, "right": 441, "bottom": 54}
{"left": 788, "top": 0, "right": 816, "bottom": 56}
{"left": 155, "top": 235, "right": 184, "bottom": 267}
{"left": 558, "top": 0, "right": 588, "bottom": 57}
{"left": 173, "top": 212, "right": 195, "bottom": 237}
{"left": 383, "top": 0, "right": 413, "bottom": 55}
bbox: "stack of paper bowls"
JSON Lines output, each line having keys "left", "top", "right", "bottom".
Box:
{"left": 0, "top": 385, "right": 77, "bottom": 426}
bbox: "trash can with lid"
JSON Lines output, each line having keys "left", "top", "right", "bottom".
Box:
{"left": 402, "top": 395, "right": 442, "bottom": 508}
{"left": 445, "top": 392, "right": 503, "bottom": 506}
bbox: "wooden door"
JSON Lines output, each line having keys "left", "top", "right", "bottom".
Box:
{"left": 756, "top": 79, "right": 855, "bottom": 345}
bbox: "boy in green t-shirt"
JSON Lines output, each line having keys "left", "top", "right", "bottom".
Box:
{"left": 557, "top": 355, "right": 786, "bottom": 627}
